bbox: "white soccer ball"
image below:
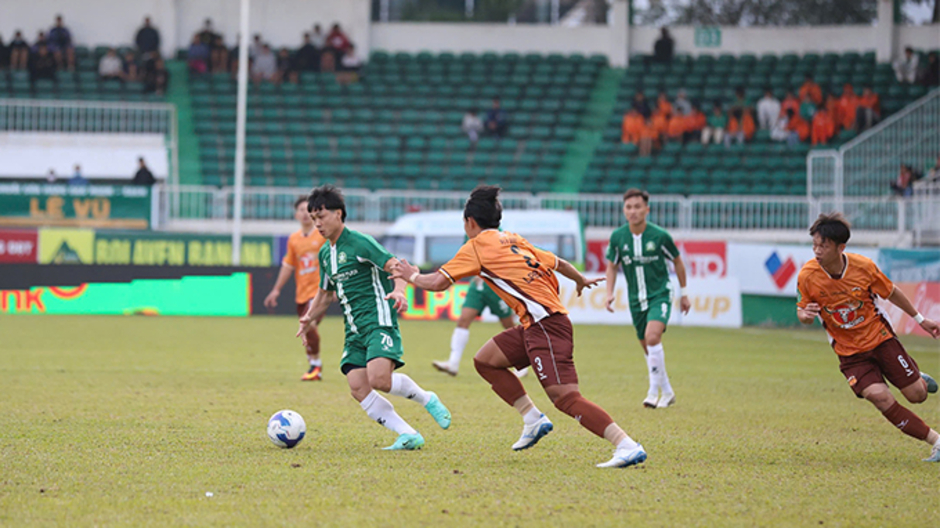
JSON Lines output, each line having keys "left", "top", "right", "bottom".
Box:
{"left": 267, "top": 410, "right": 306, "bottom": 448}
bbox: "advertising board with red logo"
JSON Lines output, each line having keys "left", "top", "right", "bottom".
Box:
{"left": 0, "top": 229, "right": 38, "bottom": 263}
{"left": 586, "top": 238, "right": 726, "bottom": 279}
{"left": 879, "top": 281, "right": 940, "bottom": 338}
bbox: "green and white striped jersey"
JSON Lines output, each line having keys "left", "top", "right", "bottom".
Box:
{"left": 606, "top": 222, "right": 679, "bottom": 311}
{"left": 319, "top": 227, "right": 399, "bottom": 335}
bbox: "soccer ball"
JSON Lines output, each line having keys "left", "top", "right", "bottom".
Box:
{"left": 267, "top": 410, "right": 306, "bottom": 448}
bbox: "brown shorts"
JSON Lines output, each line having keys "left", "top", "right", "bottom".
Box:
{"left": 838, "top": 337, "right": 921, "bottom": 397}
{"left": 296, "top": 302, "right": 324, "bottom": 325}
{"left": 493, "top": 312, "right": 578, "bottom": 387}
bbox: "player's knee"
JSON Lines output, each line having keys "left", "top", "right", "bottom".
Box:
{"left": 473, "top": 356, "right": 491, "bottom": 376}
{"left": 905, "top": 385, "right": 928, "bottom": 404}
{"left": 864, "top": 389, "right": 895, "bottom": 410}
{"left": 644, "top": 332, "right": 662, "bottom": 346}
{"left": 553, "top": 390, "right": 582, "bottom": 415}
{"left": 368, "top": 372, "right": 392, "bottom": 392}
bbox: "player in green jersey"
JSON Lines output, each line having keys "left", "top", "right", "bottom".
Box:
{"left": 605, "top": 189, "right": 691, "bottom": 409}
{"left": 296, "top": 185, "right": 452, "bottom": 451}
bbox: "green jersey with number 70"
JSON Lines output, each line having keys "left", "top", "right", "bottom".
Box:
{"left": 606, "top": 222, "right": 679, "bottom": 311}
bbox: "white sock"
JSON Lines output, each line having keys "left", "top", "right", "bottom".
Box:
{"left": 645, "top": 351, "right": 660, "bottom": 396}
{"left": 647, "top": 343, "right": 673, "bottom": 394}
{"left": 309, "top": 357, "right": 321, "bottom": 367}
{"left": 360, "top": 391, "right": 417, "bottom": 435}
{"left": 617, "top": 436, "right": 639, "bottom": 451}
{"left": 523, "top": 407, "right": 542, "bottom": 425}
{"left": 390, "top": 373, "right": 432, "bottom": 406}
{"left": 449, "top": 327, "right": 470, "bottom": 368}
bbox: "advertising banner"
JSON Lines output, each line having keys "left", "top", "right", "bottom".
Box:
{"left": 0, "top": 273, "right": 251, "bottom": 316}
{"left": 878, "top": 248, "right": 940, "bottom": 283}
{"left": 0, "top": 229, "right": 38, "bottom": 263}
{"left": 586, "top": 238, "right": 727, "bottom": 278}
{"left": 0, "top": 182, "right": 151, "bottom": 229}
{"left": 727, "top": 243, "right": 878, "bottom": 297}
{"left": 880, "top": 281, "right": 940, "bottom": 338}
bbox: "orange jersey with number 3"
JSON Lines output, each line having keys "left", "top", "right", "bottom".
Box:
{"left": 438, "top": 229, "right": 567, "bottom": 328}
{"left": 284, "top": 229, "right": 327, "bottom": 303}
{"left": 796, "top": 253, "right": 896, "bottom": 356}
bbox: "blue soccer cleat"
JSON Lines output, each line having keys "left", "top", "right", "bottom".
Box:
{"left": 597, "top": 444, "right": 648, "bottom": 469}
{"left": 512, "top": 414, "right": 553, "bottom": 451}
{"left": 922, "top": 373, "right": 938, "bottom": 394}
{"left": 424, "top": 392, "right": 452, "bottom": 429}
{"left": 383, "top": 432, "right": 425, "bottom": 451}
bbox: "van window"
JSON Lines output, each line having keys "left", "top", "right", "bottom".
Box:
{"left": 382, "top": 236, "right": 415, "bottom": 261}
{"left": 526, "top": 235, "right": 577, "bottom": 262}
{"left": 426, "top": 236, "right": 464, "bottom": 265}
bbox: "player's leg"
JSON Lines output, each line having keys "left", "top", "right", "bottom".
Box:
{"left": 434, "top": 306, "right": 480, "bottom": 376}
{"left": 298, "top": 302, "right": 323, "bottom": 381}
{"left": 644, "top": 297, "right": 674, "bottom": 408}
{"left": 632, "top": 307, "right": 659, "bottom": 407}
{"left": 473, "top": 329, "right": 552, "bottom": 449}
{"left": 367, "top": 329, "right": 452, "bottom": 429}
{"left": 875, "top": 340, "right": 940, "bottom": 461}
{"left": 486, "top": 289, "right": 528, "bottom": 378}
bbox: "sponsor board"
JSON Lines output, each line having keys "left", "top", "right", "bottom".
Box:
{"left": 0, "top": 229, "right": 38, "bottom": 263}
{"left": 586, "top": 238, "right": 727, "bottom": 279}
{"left": 879, "top": 281, "right": 940, "bottom": 337}
{"left": 0, "top": 183, "right": 151, "bottom": 229}
{"left": 728, "top": 243, "right": 878, "bottom": 297}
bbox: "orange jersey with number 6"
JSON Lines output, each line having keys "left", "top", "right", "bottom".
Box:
{"left": 796, "top": 253, "right": 896, "bottom": 356}
{"left": 438, "top": 229, "right": 567, "bottom": 328}
{"left": 284, "top": 229, "right": 327, "bottom": 303}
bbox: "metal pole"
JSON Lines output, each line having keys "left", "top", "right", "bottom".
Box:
{"left": 232, "top": 0, "right": 250, "bottom": 265}
{"left": 550, "top": 0, "right": 560, "bottom": 24}
{"left": 465, "top": 0, "right": 474, "bottom": 18}
{"left": 380, "top": 0, "right": 390, "bottom": 22}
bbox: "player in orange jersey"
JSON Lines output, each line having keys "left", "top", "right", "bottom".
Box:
{"left": 796, "top": 213, "right": 940, "bottom": 462}
{"left": 264, "top": 196, "right": 329, "bottom": 381}
{"left": 391, "top": 186, "right": 647, "bottom": 468}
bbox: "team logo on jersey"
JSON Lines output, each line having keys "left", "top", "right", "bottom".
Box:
{"left": 824, "top": 299, "right": 865, "bottom": 328}
{"left": 337, "top": 252, "right": 347, "bottom": 264}
{"left": 645, "top": 241, "right": 656, "bottom": 252}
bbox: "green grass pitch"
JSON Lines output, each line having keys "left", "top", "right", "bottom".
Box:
{"left": 1, "top": 315, "right": 937, "bottom": 526}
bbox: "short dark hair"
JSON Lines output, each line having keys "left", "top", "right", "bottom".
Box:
{"left": 307, "top": 184, "right": 346, "bottom": 221}
{"left": 293, "top": 196, "right": 308, "bottom": 210}
{"left": 810, "top": 213, "right": 851, "bottom": 245}
{"left": 623, "top": 188, "right": 649, "bottom": 204}
{"left": 464, "top": 185, "right": 502, "bottom": 229}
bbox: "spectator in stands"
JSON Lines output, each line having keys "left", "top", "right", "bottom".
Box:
{"left": 28, "top": 44, "right": 57, "bottom": 89}
{"left": 48, "top": 15, "right": 75, "bottom": 71}
{"left": 638, "top": 119, "right": 656, "bottom": 156}
{"left": 135, "top": 16, "right": 161, "bottom": 58}
{"left": 890, "top": 164, "right": 915, "bottom": 197}
{"left": 653, "top": 27, "right": 674, "bottom": 63}
{"left": 837, "top": 84, "right": 859, "bottom": 131}
{"left": 10, "top": 31, "right": 29, "bottom": 70}
{"left": 122, "top": 51, "right": 139, "bottom": 81}
{"left": 485, "top": 98, "right": 509, "bottom": 138}
{"left": 275, "top": 47, "right": 295, "bottom": 84}
{"left": 294, "top": 32, "right": 319, "bottom": 73}
{"left": 69, "top": 165, "right": 87, "bottom": 186}
{"left": 47, "top": 169, "right": 57, "bottom": 183}
{"left": 0, "top": 35, "right": 9, "bottom": 70}
{"left": 337, "top": 45, "right": 362, "bottom": 84}
{"left": 893, "top": 46, "right": 919, "bottom": 84}
{"left": 799, "top": 74, "right": 823, "bottom": 106}
{"left": 133, "top": 158, "right": 156, "bottom": 186}
{"left": 919, "top": 51, "right": 939, "bottom": 86}
{"left": 143, "top": 57, "right": 169, "bottom": 95}
{"left": 211, "top": 36, "right": 229, "bottom": 74}
{"left": 228, "top": 37, "right": 243, "bottom": 75}
{"left": 251, "top": 44, "right": 277, "bottom": 83}
{"left": 311, "top": 24, "right": 326, "bottom": 50}
{"left": 665, "top": 112, "right": 686, "bottom": 144}
{"left": 728, "top": 86, "right": 749, "bottom": 116}
{"left": 655, "top": 91, "right": 672, "bottom": 116}
{"left": 632, "top": 91, "right": 651, "bottom": 119}
{"left": 784, "top": 108, "right": 810, "bottom": 147}
{"left": 701, "top": 105, "right": 727, "bottom": 145}
{"left": 187, "top": 35, "right": 209, "bottom": 74}
{"left": 621, "top": 108, "right": 644, "bottom": 145}
{"left": 326, "top": 23, "right": 352, "bottom": 56}
{"left": 856, "top": 86, "right": 880, "bottom": 132}
{"left": 98, "top": 48, "right": 123, "bottom": 81}
{"left": 650, "top": 110, "right": 669, "bottom": 143}
{"left": 770, "top": 110, "right": 790, "bottom": 142}
{"left": 249, "top": 34, "right": 264, "bottom": 60}
{"left": 780, "top": 89, "right": 800, "bottom": 118}
{"left": 673, "top": 89, "right": 692, "bottom": 116}
{"left": 197, "top": 19, "right": 218, "bottom": 47}
{"left": 799, "top": 95, "right": 816, "bottom": 122}
{"left": 811, "top": 106, "right": 836, "bottom": 146}
{"left": 757, "top": 89, "right": 781, "bottom": 130}
{"left": 823, "top": 92, "right": 841, "bottom": 130}
{"left": 724, "top": 109, "right": 755, "bottom": 147}
{"left": 462, "top": 108, "right": 484, "bottom": 144}
{"left": 684, "top": 104, "right": 707, "bottom": 143}
{"left": 33, "top": 31, "right": 50, "bottom": 54}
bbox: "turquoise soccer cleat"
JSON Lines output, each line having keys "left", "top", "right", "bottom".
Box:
{"left": 922, "top": 373, "right": 938, "bottom": 394}
{"left": 924, "top": 443, "right": 940, "bottom": 463}
{"left": 424, "top": 392, "right": 452, "bottom": 429}
{"left": 383, "top": 432, "right": 425, "bottom": 451}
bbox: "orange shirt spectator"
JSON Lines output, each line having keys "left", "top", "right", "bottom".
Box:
{"left": 858, "top": 88, "right": 880, "bottom": 116}
{"left": 799, "top": 76, "right": 823, "bottom": 106}
{"left": 727, "top": 111, "right": 756, "bottom": 141}
{"left": 838, "top": 84, "right": 859, "bottom": 130}
{"left": 656, "top": 93, "right": 673, "bottom": 117}
{"left": 651, "top": 112, "right": 669, "bottom": 137}
{"left": 787, "top": 114, "right": 811, "bottom": 142}
{"left": 621, "top": 110, "right": 645, "bottom": 144}
{"left": 687, "top": 108, "right": 707, "bottom": 131}
{"left": 666, "top": 113, "right": 686, "bottom": 139}
{"left": 781, "top": 92, "right": 800, "bottom": 117}
{"left": 824, "top": 95, "right": 842, "bottom": 132}
{"left": 811, "top": 108, "right": 836, "bottom": 145}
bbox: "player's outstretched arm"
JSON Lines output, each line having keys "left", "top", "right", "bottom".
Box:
{"left": 556, "top": 257, "right": 604, "bottom": 297}
{"left": 797, "top": 303, "right": 820, "bottom": 325}
{"left": 382, "top": 258, "right": 411, "bottom": 315}
{"left": 389, "top": 258, "right": 452, "bottom": 292}
{"left": 296, "top": 289, "right": 332, "bottom": 344}
{"left": 887, "top": 286, "right": 940, "bottom": 338}
{"left": 605, "top": 259, "right": 618, "bottom": 312}
{"left": 264, "top": 263, "right": 294, "bottom": 308}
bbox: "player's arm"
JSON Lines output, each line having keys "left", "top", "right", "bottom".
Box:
{"left": 605, "top": 259, "right": 618, "bottom": 313}
{"left": 389, "top": 258, "right": 451, "bottom": 292}
{"left": 555, "top": 257, "right": 604, "bottom": 297}
{"left": 672, "top": 255, "right": 691, "bottom": 315}
{"left": 382, "top": 257, "right": 413, "bottom": 314}
{"left": 264, "top": 263, "right": 294, "bottom": 308}
{"left": 296, "top": 288, "right": 333, "bottom": 343}
{"left": 886, "top": 286, "right": 940, "bottom": 338}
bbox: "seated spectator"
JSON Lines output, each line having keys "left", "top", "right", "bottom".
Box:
{"left": 47, "top": 169, "right": 57, "bottom": 183}
{"left": 799, "top": 74, "right": 823, "bottom": 106}
{"left": 462, "top": 108, "right": 484, "bottom": 144}
{"left": 251, "top": 44, "right": 277, "bottom": 83}
{"left": 632, "top": 91, "right": 651, "bottom": 119}
{"left": 311, "top": 24, "right": 326, "bottom": 50}
{"left": 856, "top": 86, "right": 880, "bottom": 132}
{"left": 326, "top": 23, "right": 352, "bottom": 56}
{"left": 143, "top": 57, "right": 169, "bottom": 95}
{"left": 28, "top": 44, "right": 57, "bottom": 88}
{"left": 10, "top": 31, "right": 29, "bottom": 70}
{"left": 197, "top": 19, "right": 218, "bottom": 47}
{"left": 249, "top": 34, "right": 264, "bottom": 60}
{"left": 122, "top": 51, "right": 139, "bottom": 81}
{"left": 228, "top": 37, "right": 242, "bottom": 75}
{"left": 98, "top": 48, "right": 123, "bottom": 80}
{"left": 919, "top": 51, "right": 939, "bottom": 87}
{"left": 701, "top": 105, "right": 727, "bottom": 145}
{"left": 666, "top": 112, "right": 687, "bottom": 143}
{"left": 823, "top": 92, "right": 841, "bottom": 129}
{"left": 724, "top": 109, "right": 755, "bottom": 147}
{"left": 485, "top": 98, "right": 508, "bottom": 138}
{"left": 837, "top": 84, "right": 859, "bottom": 130}
{"left": 132, "top": 157, "right": 156, "bottom": 186}
{"left": 187, "top": 35, "right": 209, "bottom": 74}
{"left": 756, "top": 89, "right": 781, "bottom": 130}
{"left": 893, "top": 46, "right": 919, "bottom": 84}
{"left": 210, "top": 36, "right": 228, "bottom": 73}
{"left": 621, "top": 108, "right": 645, "bottom": 145}
{"left": 811, "top": 107, "right": 836, "bottom": 146}
{"left": 294, "top": 32, "right": 319, "bottom": 73}
{"left": 33, "top": 31, "right": 51, "bottom": 54}
{"left": 684, "top": 104, "right": 707, "bottom": 143}
{"left": 653, "top": 27, "right": 674, "bottom": 63}
{"left": 673, "top": 89, "right": 692, "bottom": 116}
{"left": 48, "top": 15, "right": 75, "bottom": 71}
{"left": 890, "top": 164, "right": 916, "bottom": 197}
{"left": 135, "top": 16, "right": 161, "bottom": 58}
{"left": 799, "top": 96, "right": 816, "bottom": 122}
{"left": 780, "top": 90, "right": 800, "bottom": 118}
{"left": 770, "top": 112, "right": 790, "bottom": 142}
{"left": 728, "top": 86, "right": 749, "bottom": 115}
{"left": 275, "top": 47, "right": 295, "bottom": 84}
{"left": 638, "top": 119, "right": 657, "bottom": 156}
{"left": 337, "top": 45, "right": 362, "bottom": 85}
{"left": 785, "top": 109, "right": 810, "bottom": 147}
{"left": 650, "top": 110, "right": 669, "bottom": 141}
{"left": 69, "top": 165, "right": 87, "bottom": 186}
{"left": 655, "top": 91, "right": 672, "bottom": 117}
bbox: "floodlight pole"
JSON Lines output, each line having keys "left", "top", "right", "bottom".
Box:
{"left": 232, "top": 0, "right": 250, "bottom": 265}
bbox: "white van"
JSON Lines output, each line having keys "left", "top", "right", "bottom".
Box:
{"left": 381, "top": 210, "right": 584, "bottom": 267}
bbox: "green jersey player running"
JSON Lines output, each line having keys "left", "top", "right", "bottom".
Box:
{"left": 605, "top": 188, "right": 691, "bottom": 409}
{"left": 297, "top": 185, "right": 452, "bottom": 451}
